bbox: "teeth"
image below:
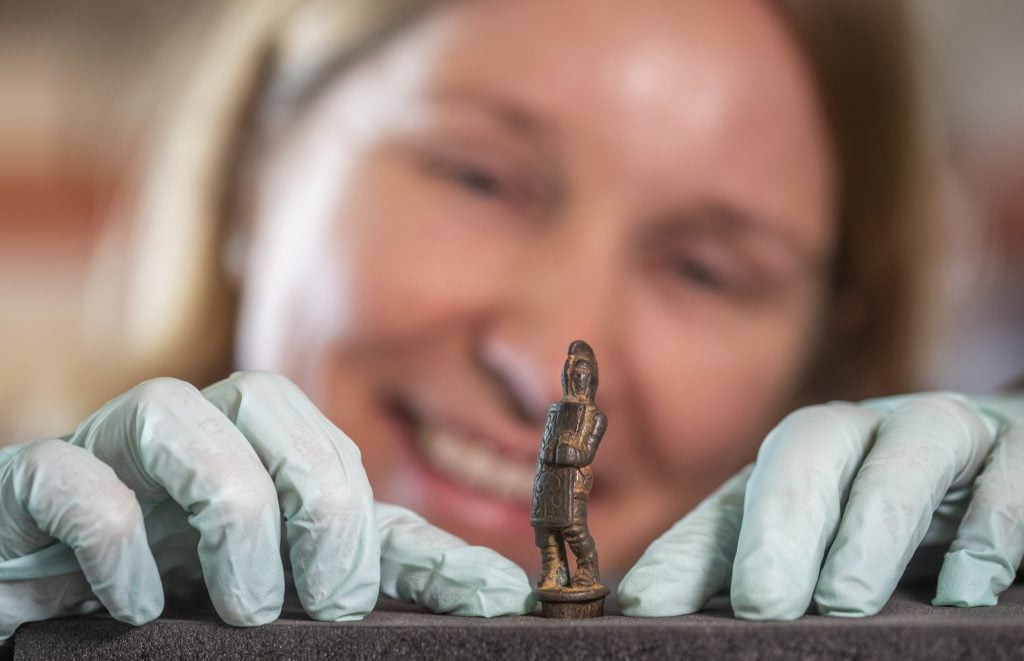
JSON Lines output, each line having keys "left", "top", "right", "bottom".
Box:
{"left": 416, "top": 425, "right": 536, "bottom": 502}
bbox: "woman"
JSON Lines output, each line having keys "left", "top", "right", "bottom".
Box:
{"left": 3, "top": 0, "right": 1019, "bottom": 639}
{"left": 106, "top": 0, "right": 926, "bottom": 572}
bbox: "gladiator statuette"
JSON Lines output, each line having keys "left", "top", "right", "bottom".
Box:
{"left": 531, "top": 340, "right": 609, "bottom": 618}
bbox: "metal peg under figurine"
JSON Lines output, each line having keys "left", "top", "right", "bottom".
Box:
{"left": 530, "top": 340, "right": 609, "bottom": 618}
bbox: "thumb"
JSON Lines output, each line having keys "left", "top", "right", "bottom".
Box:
{"left": 618, "top": 465, "right": 751, "bottom": 616}
{"left": 375, "top": 502, "right": 535, "bottom": 617}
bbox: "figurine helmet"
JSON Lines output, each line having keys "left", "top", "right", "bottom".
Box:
{"left": 563, "top": 340, "right": 598, "bottom": 401}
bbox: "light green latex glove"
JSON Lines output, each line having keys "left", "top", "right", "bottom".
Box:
{"left": 618, "top": 392, "right": 1024, "bottom": 619}
{"left": 0, "top": 372, "right": 533, "bottom": 642}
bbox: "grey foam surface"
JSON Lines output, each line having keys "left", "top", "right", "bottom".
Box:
{"left": 13, "top": 584, "right": 1024, "bottom": 660}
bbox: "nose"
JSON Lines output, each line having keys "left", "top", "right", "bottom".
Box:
{"left": 478, "top": 218, "right": 625, "bottom": 422}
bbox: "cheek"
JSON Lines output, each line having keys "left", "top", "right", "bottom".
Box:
{"left": 333, "top": 154, "right": 519, "bottom": 344}
{"left": 628, "top": 297, "right": 822, "bottom": 478}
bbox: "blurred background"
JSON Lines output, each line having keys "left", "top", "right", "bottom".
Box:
{"left": 1, "top": 0, "right": 1022, "bottom": 442}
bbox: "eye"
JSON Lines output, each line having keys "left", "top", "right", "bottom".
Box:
{"left": 673, "top": 256, "right": 731, "bottom": 292}
{"left": 415, "top": 145, "right": 558, "bottom": 219}
{"left": 421, "top": 152, "right": 512, "bottom": 201}
{"left": 639, "top": 210, "right": 808, "bottom": 309}
{"left": 448, "top": 164, "right": 505, "bottom": 198}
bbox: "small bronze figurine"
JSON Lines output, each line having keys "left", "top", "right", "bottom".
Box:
{"left": 531, "top": 340, "right": 609, "bottom": 618}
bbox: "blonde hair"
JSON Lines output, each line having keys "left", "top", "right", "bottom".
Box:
{"left": 88, "top": 0, "right": 442, "bottom": 390}
{"left": 88, "top": 0, "right": 930, "bottom": 404}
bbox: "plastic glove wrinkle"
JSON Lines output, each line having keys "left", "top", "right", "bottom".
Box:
{"left": 898, "top": 395, "right": 994, "bottom": 488}
{"left": 1, "top": 441, "right": 66, "bottom": 560}
{"left": 76, "top": 379, "right": 206, "bottom": 502}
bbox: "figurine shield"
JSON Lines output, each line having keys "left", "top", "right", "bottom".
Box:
{"left": 531, "top": 465, "right": 574, "bottom": 529}
{"left": 552, "top": 402, "right": 586, "bottom": 447}
{"left": 531, "top": 402, "right": 587, "bottom": 529}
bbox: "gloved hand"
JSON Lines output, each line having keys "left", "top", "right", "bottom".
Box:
{"left": 0, "top": 372, "right": 533, "bottom": 642}
{"left": 618, "top": 392, "right": 1024, "bottom": 619}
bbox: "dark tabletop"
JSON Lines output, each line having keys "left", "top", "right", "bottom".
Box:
{"left": 11, "top": 583, "right": 1024, "bottom": 660}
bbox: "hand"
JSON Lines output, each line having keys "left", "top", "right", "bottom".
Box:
{"left": 618, "top": 392, "right": 1024, "bottom": 619}
{"left": 0, "top": 372, "right": 533, "bottom": 641}
{"left": 554, "top": 444, "right": 583, "bottom": 466}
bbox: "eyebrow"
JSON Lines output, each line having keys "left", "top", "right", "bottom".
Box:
{"left": 643, "top": 202, "right": 830, "bottom": 269}
{"left": 427, "top": 85, "right": 557, "bottom": 144}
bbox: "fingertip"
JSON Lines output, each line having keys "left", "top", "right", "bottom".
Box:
{"left": 616, "top": 564, "right": 649, "bottom": 614}
{"left": 291, "top": 496, "right": 381, "bottom": 622}
{"left": 203, "top": 537, "right": 286, "bottom": 627}
{"left": 812, "top": 572, "right": 887, "bottom": 618}
{"left": 462, "top": 556, "right": 532, "bottom": 618}
{"left": 814, "top": 602, "right": 879, "bottom": 618}
{"left": 472, "top": 591, "right": 536, "bottom": 617}
{"left": 215, "top": 599, "right": 283, "bottom": 627}
{"left": 731, "top": 547, "right": 814, "bottom": 620}
{"left": 618, "top": 563, "right": 696, "bottom": 617}
{"left": 459, "top": 564, "right": 536, "bottom": 617}
{"left": 433, "top": 546, "right": 536, "bottom": 617}
{"left": 109, "top": 590, "right": 165, "bottom": 626}
{"left": 60, "top": 477, "right": 169, "bottom": 629}
{"left": 731, "top": 584, "right": 809, "bottom": 620}
{"left": 299, "top": 570, "right": 379, "bottom": 622}
{"left": 933, "top": 549, "right": 1006, "bottom": 608}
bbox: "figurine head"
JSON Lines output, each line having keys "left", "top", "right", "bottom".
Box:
{"left": 563, "top": 340, "right": 598, "bottom": 403}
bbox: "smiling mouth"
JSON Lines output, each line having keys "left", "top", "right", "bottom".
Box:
{"left": 414, "top": 422, "right": 537, "bottom": 504}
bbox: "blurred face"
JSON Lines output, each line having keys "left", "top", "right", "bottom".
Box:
{"left": 236, "top": 0, "right": 836, "bottom": 573}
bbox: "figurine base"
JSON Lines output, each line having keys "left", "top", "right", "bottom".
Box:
{"left": 536, "top": 584, "right": 610, "bottom": 619}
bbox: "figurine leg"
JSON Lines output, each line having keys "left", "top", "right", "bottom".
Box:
{"left": 535, "top": 528, "right": 569, "bottom": 589}
{"left": 563, "top": 521, "right": 599, "bottom": 588}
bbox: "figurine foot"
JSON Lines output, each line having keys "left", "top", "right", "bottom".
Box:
{"left": 570, "top": 557, "right": 599, "bottom": 588}
{"left": 537, "top": 565, "right": 569, "bottom": 590}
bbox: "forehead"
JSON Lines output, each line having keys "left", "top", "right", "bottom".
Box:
{"left": 398, "top": 0, "right": 836, "bottom": 254}
{"left": 426, "top": 0, "right": 817, "bottom": 118}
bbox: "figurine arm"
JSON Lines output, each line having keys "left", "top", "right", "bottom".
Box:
{"left": 553, "top": 410, "right": 607, "bottom": 467}
{"left": 581, "top": 411, "right": 607, "bottom": 464}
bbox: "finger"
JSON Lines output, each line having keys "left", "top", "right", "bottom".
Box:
{"left": 68, "top": 378, "right": 283, "bottom": 626}
{"left": 731, "top": 403, "right": 884, "bottom": 620}
{"left": 375, "top": 502, "right": 534, "bottom": 616}
{"left": 815, "top": 394, "right": 996, "bottom": 616}
{"left": 202, "top": 372, "right": 380, "bottom": 621}
{"left": 0, "top": 439, "right": 162, "bottom": 625}
{"left": 618, "top": 465, "right": 751, "bottom": 616}
{"left": 934, "top": 421, "right": 1024, "bottom": 607}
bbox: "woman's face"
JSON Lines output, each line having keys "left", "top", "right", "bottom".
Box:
{"left": 237, "top": 0, "right": 836, "bottom": 573}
